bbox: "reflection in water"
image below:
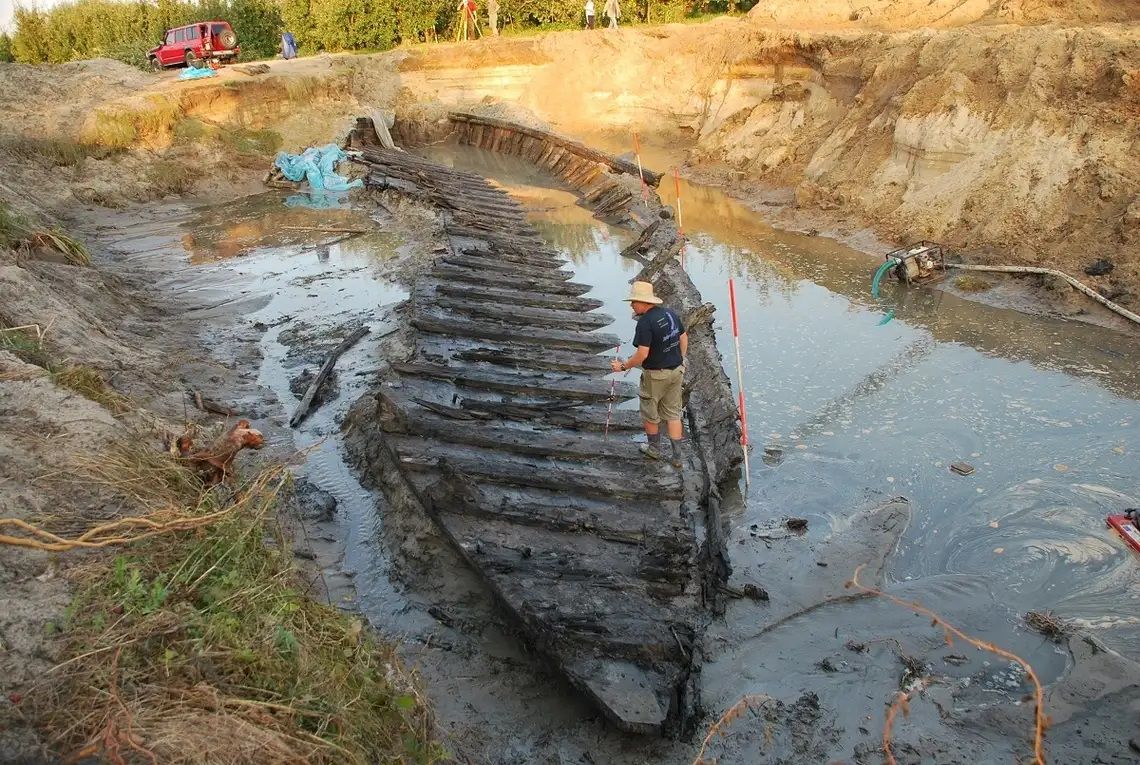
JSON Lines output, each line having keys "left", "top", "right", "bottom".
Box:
{"left": 179, "top": 191, "right": 373, "bottom": 264}
{"left": 424, "top": 144, "right": 1140, "bottom": 661}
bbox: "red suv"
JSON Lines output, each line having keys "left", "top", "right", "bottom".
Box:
{"left": 148, "top": 21, "right": 240, "bottom": 70}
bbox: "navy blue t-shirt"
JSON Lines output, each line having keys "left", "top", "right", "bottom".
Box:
{"left": 633, "top": 305, "right": 685, "bottom": 370}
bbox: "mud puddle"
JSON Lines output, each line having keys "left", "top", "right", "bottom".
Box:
{"left": 421, "top": 143, "right": 1140, "bottom": 762}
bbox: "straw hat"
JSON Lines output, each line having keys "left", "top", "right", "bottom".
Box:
{"left": 624, "top": 280, "right": 662, "bottom": 305}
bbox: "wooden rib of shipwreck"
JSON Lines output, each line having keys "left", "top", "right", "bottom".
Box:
{"left": 366, "top": 113, "right": 655, "bottom": 226}
{"left": 345, "top": 125, "right": 742, "bottom": 736}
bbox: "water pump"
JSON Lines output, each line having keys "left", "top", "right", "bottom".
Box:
{"left": 884, "top": 241, "right": 947, "bottom": 285}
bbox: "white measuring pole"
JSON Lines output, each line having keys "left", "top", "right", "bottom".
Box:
{"left": 604, "top": 343, "right": 620, "bottom": 441}
{"left": 728, "top": 278, "right": 750, "bottom": 489}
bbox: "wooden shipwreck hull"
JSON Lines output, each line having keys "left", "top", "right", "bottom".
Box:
{"left": 346, "top": 129, "right": 741, "bottom": 735}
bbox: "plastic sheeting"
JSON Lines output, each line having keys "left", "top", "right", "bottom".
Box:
{"left": 179, "top": 65, "right": 218, "bottom": 80}
{"left": 273, "top": 144, "right": 363, "bottom": 193}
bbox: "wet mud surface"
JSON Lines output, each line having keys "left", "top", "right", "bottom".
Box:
{"left": 77, "top": 144, "right": 1140, "bottom": 763}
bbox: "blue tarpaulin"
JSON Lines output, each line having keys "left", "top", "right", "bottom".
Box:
{"left": 273, "top": 144, "right": 363, "bottom": 192}
{"left": 179, "top": 66, "right": 217, "bottom": 80}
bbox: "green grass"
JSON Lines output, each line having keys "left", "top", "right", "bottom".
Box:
{"left": 32, "top": 450, "right": 446, "bottom": 765}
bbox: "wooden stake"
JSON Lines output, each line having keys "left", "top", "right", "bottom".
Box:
{"left": 674, "top": 167, "right": 685, "bottom": 270}
{"left": 632, "top": 131, "right": 649, "bottom": 204}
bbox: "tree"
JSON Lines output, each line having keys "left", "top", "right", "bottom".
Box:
{"left": 0, "top": 34, "right": 14, "bottom": 63}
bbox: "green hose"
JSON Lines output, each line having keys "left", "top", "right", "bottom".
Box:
{"left": 871, "top": 259, "right": 897, "bottom": 325}
{"left": 871, "top": 259, "right": 895, "bottom": 299}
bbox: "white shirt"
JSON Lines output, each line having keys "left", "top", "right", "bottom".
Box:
{"left": 585, "top": 0, "right": 594, "bottom": 13}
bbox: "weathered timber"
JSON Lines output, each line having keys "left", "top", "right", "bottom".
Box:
{"left": 390, "top": 438, "right": 683, "bottom": 499}
{"left": 457, "top": 397, "right": 642, "bottom": 431}
{"left": 427, "top": 263, "right": 594, "bottom": 295}
{"left": 390, "top": 362, "right": 634, "bottom": 403}
{"left": 440, "top": 252, "right": 575, "bottom": 281}
{"left": 621, "top": 220, "right": 660, "bottom": 262}
{"left": 453, "top": 346, "right": 609, "bottom": 375}
{"left": 289, "top": 325, "right": 369, "bottom": 427}
{"left": 378, "top": 388, "right": 643, "bottom": 431}
{"left": 435, "top": 283, "right": 603, "bottom": 312}
{"left": 415, "top": 467, "right": 696, "bottom": 734}
{"left": 431, "top": 293, "right": 614, "bottom": 331}
{"left": 374, "top": 392, "right": 643, "bottom": 462}
{"left": 456, "top": 246, "right": 566, "bottom": 268}
{"left": 637, "top": 238, "right": 686, "bottom": 284}
{"left": 683, "top": 302, "right": 717, "bottom": 335}
{"left": 410, "top": 314, "right": 619, "bottom": 353}
{"left": 449, "top": 112, "right": 663, "bottom": 186}
{"left": 440, "top": 490, "right": 685, "bottom": 545}
{"left": 443, "top": 223, "right": 548, "bottom": 247}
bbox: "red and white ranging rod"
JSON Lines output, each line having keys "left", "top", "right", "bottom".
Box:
{"left": 727, "top": 278, "right": 751, "bottom": 488}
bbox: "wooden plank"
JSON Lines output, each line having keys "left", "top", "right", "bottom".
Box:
{"left": 377, "top": 395, "right": 645, "bottom": 461}
{"left": 435, "top": 283, "right": 603, "bottom": 312}
{"left": 441, "top": 252, "right": 574, "bottom": 280}
{"left": 433, "top": 293, "right": 614, "bottom": 331}
{"left": 392, "top": 438, "right": 682, "bottom": 499}
{"left": 390, "top": 361, "right": 632, "bottom": 403}
{"left": 456, "top": 246, "right": 566, "bottom": 269}
{"left": 380, "top": 386, "right": 644, "bottom": 431}
{"left": 428, "top": 263, "right": 594, "bottom": 296}
{"left": 453, "top": 346, "right": 610, "bottom": 375}
{"left": 410, "top": 313, "right": 620, "bottom": 353}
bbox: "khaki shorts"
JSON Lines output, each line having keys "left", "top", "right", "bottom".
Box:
{"left": 639, "top": 366, "right": 684, "bottom": 424}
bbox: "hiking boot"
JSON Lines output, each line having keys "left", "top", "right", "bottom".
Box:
{"left": 639, "top": 443, "right": 665, "bottom": 461}
{"left": 670, "top": 440, "right": 684, "bottom": 470}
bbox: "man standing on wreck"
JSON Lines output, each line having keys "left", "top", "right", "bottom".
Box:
{"left": 611, "top": 281, "right": 688, "bottom": 469}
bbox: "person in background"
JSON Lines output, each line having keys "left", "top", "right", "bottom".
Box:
{"left": 585, "top": 0, "right": 596, "bottom": 28}
{"left": 280, "top": 32, "right": 297, "bottom": 60}
{"left": 604, "top": 0, "right": 620, "bottom": 28}
{"left": 488, "top": 0, "right": 500, "bottom": 34}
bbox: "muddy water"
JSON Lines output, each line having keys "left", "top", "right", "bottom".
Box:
{"left": 422, "top": 144, "right": 1140, "bottom": 755}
